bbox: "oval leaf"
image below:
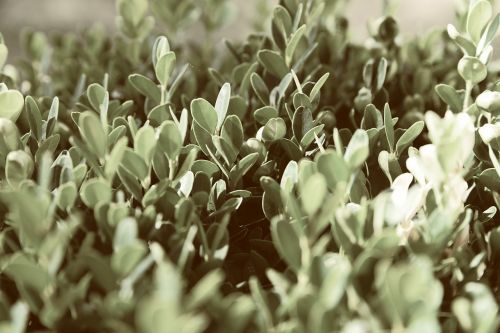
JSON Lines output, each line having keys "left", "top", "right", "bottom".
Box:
{"left": 191, "top": 98, "right": 218, "bottom": 134}
{"left": 0, "top": 90, "right": 24, "bottom": 122}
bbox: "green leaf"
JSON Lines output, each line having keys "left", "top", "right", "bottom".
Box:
{"left": 481, "top": 124, "right": 500, "bottom": 148}
{"left": 35, "top": 134, "right": 60, "bottom": 163}
{"left": 476, "top": 90, "right": 500, "bottom": 116}
{"left": 147, "top": 104, "right": 169, "bottom": 127}
{"left": 361, "top": 104, "right": 383, "bottom": 129}
{"left": 452, "top": 283, "right": 499, "bottom": 333}
{"left": 178, "top": 171, "right": 194, "bottom": 196}
{"left": 55, "top": 182, "right": 77, "bottom": 210}
{"left": 477, "top": 168, "right": 500, "bottom": 192}
{"left": 300, "top": 124, "right": 324, "bottom": 149}
{"left": 477, "top": 14, "right": 500, "bottom": 54}
{"left": 280, "top": 160, "right": 298, "bottom": 192}
{"left": 155, "top": 52, "right": 176, "bottom": 87}
{"left": 178, "top": 108, "right": 189, "bottom": 142}
{"left": 78, "top": 111, "right": 107, "bottom": 159}
{"left": 159, "top": 120, "right": 182, "bottom": 160}
{"left": 344, "top": 129, "right": 369, "bottom": 169}
{"left": 108, "top": 125, "right": 127, "bottom": 146}
{"left": 81, "top": 250, "right": 117, "bottom": 291}
{"left": 278, "top": 138, "right": 302, "bottom": 161}
{"left": 254, "top": 106, "right": 278, "bottom": 125}
{"left": 317, "top": 150, "right": 350, "bottom": 189}
{"left": 152, "top": 149, "right": 169, "bottom": 179}
{"left": 9, "top": 302, "right": 29, "bottom": 333}
{"left": 3, "top": 254, "right": 51, "bottom": 292}
{"left": 113, "top": 218, "right": 138, "bottom": 251}
{"left": 0, "top": 43, "right": 7, "bottom": 69}
{"left": 121, "top": 148, "right": 149, "bottom": 181}
{"left": 112, "top": 241, "right": 146, "bottom": 277}
{"left": 169, "top": 63, "right": 188, "bottom": 100}
{"left": 257, "top": 50, "right": 289, "bottom": 78}
{"left": 249, "top": 277, "right": 273, "bottom": 329}
{"left": 293, "top": 92, "right": 312, "bottom": 110}
{"left": 396, "top": 121, "right": 424, "bottom": 156}
{"left": 193, "top": 121, "right": 216, "bottom": 156}
{"left": 272, "top": 5, "right": 293, "bottom": 49}
{"left": 384, "top": 103, "right": 395, "bottom": 152}
{"left": 309, "top": 72, "right": 330, "bottom": 101}
{"left": 208, "top": 67, "right": 225, "bottom": 86}
{"left": 239, "top": 62, "right": 259, "bottom": 98}
{"left": 73, "top": 164, "right": 88, "bottom": 187}
{"left": 0, "top": 89, "right": 24, "bottom": 122}
{"left": 292, "top": 107, "right": 313, "bottom": 141}
{"left": 206, "top": 222, "right": 229, "bottom": 260}
{"left": 229, "top": 153, "right": 259, "bottom": 187}
{"left": 44, "top": 96, "right": 59, "bottom": 139}
{"left": 174, "top": 146, "right": 199, "bottom": 181}
{"left": 142, "top": 181, "right": 168, "bottom": 206}
{"left": 271, "top": 216, "right": 301, "bottom": 272}
{"left": 129, "top": 73, "right": 161, "bottom": 104}
{"left": 278, "top": 73, "right": 293, "bottom": 99}
{"left": 0, "top": 189, "right": 50, "bottom": 247}
{"left": 80, "top": 178, "right": 112, "bottom": 208}
{"left": 448, "top": 24, "right": 477, "bottom": 55}
{"left": 221, "top": 115, "right": 244, "bottom": 151}
{"left": 250, "top": 73, "right": 269, "bottom": 104}
{"left": 319, "top": 254, "right": 350, "bottom": 310}
{"left": 378, "top": 150, "right": 392, "bottom": 183}
{"left": 261, "top": 176, "right": 283, "bottom": 219}
{"left": 435, "top": 84, "right": 462, "bottom": 113}
{"left": 262, "top": 117, "right": 287, "bottom": 142}
{"left": 117, "top": 165, "right": 143, "bottom": 200}
{"left": 376, "top": 57, "right": 388, "bottom": 91}
{"left": 215, "top": 83, "right": 231, "bottom": 130}
{"left": 458, "top": 56, "right": 487, "bottom": 84}
{"left": 191, "top": 98, "right": 218, "bottom": 134}
{"left": 87, "top": 83, "right": 106, "bottom": 112}
{"left": 186, "top": 270, "right": 224, "bottom": 309}
{"left": 192, "top": 159, "right": 220, "bottom": 179}
{"left": 285, "top": 24, "right": 306, "bottom": 66}
{"left": 228, "top": 95, "right": 248, "bottom": 120}
{"left": 134, "top": 125, "right": 156, "bottom": 163}
{"left": 467, "top": 0, "right": 493, "bottom": 43}
{"left": 25, "top": 96, "right": 43, "bottom": 141}
{"left": 212, "top": 135, "right": 237, "bottom": 166}
{"left": 105, "top": 136, "right": 128, "bottom": 178}
{"left": 300, "top": 173, "right": 327, "bottom": 215}
{"left": 117, "top": 0, "right": 148, "bottom": 26}
{"left": 5, "top": 150, "right": 34, "bottom": 185}
{"left": 152, "top": 35, "right": 170, "bottom": 66}
{"left": 128, "top": 112, "right": 139, "bottom": 136}
{"left": 363, "top": 60, "right": 374, "bottom": 88}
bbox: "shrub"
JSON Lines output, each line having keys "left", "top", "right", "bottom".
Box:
{"left": 0, "top": 0, "right": 499, "bottom": 332}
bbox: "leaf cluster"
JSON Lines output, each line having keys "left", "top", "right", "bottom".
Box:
{"left": 0, "top": 0, "right": 499, "bottom": 332}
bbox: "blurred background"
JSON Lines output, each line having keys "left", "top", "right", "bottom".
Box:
{"left": 0, "top": 0, "right": 492, "bottom": 59}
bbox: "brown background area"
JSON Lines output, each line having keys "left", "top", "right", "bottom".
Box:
{"left": 0, "top": 0, "right": 494, "bottom": 60}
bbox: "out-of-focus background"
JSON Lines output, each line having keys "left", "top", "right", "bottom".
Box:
{"left": 0, "top": 0, "right": 494, "bottom": 58}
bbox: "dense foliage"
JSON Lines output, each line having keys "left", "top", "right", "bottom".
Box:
{"left": 0, "top": 0, "right": 499, "bottom": 332}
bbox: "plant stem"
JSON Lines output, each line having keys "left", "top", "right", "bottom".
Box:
{"left": 168, "top": 159, "right": 176, "bottom": 180}
{"left": 160, "top": 85, "right": 166, "bottom": 105}
{"left": 463, "top": 80, "right": 473, "bottom": 112}
{"left": 194, "top": 218, "right": 211, "bottom": 261}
